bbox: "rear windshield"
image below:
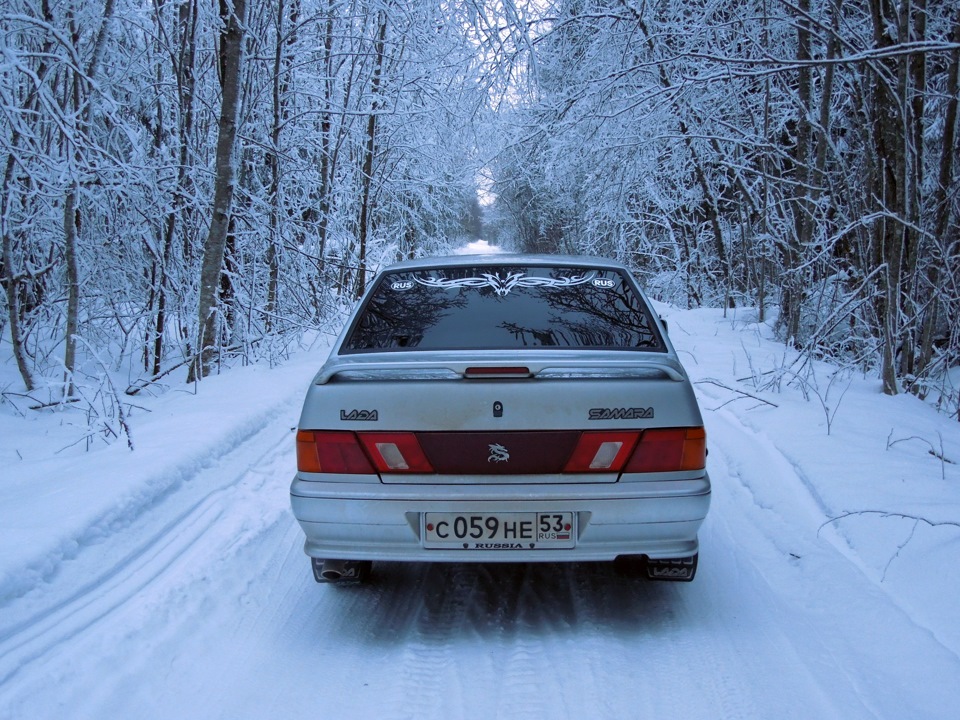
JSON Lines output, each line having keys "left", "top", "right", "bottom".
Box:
{"left": 341, "top": 265, "right": 664, "bottom": 353}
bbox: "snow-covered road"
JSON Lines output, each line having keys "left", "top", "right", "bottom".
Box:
{"left": 1, "top": 310, "right": 958, "bottom": 719}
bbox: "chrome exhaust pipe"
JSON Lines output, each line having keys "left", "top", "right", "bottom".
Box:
{"left": 320, "top": 559, "right": 348, "bottom": 581}
{"left": 313, "top": 559, "right": 371, "bottom": 583}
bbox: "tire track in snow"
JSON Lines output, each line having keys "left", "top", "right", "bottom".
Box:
{"left": 707, "top": 406, "right": 832, "bottom": 554}
{"left": 554, "top": 560, "right": 766, "bottom": 720}
{"left": 380, "top": 564, "right": 474, "bottom": 720}
{"left": 701, "top": 404, "right": 960, "bottom": 718}
{"left": 497, "top": 637, "right": 550, "bottom": 718}
{"left": 485, "top": 565, "right": 564, "bottom": 719}
{"left": 0, "top": 388, "right": 303, "bottom": 606}
{"left": 374, "top": 563, "right": 582, "bottom": 720}
{"left": 0, "top": 412, "right": 297, "bottom": 690}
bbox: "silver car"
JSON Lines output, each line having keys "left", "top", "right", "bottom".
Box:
{"left": 290, "top": 255, "right": 710, "bottom": 583}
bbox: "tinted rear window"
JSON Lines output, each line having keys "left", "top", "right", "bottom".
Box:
{"left": 341, "top": 265, "right": 664, "bottom": 353}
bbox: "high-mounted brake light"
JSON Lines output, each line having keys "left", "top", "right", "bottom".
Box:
{"left": 464, "top": 366, "right": 532, "bottom": 379}
{"left": 625, "top": 427, "right": 706, "bottom": 473}
{"left": 357, "top": 433, "right": 434, "bottom": 473}
{"left": 296, "top": 430, "right": 376, "bottom": 474}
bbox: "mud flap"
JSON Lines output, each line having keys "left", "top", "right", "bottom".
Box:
{"left": 644, "top": 554, "right": 698, "bottom": 582}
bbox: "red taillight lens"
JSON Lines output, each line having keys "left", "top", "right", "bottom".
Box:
{"left": 564, "top": 432, "right": 641, "bottom": 472}
{"left": 296, "top": 430, "right": 376, "bottom": 474}
{"left": 357, "top": 433, "right": 434, "bottom": 473}
{"left": 625, "top": 427, "right": 706, "bottom": 473}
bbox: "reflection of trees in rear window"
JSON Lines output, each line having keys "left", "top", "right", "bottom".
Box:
{"left": 345, "top": 286, "right": 465, "bottom": 350}
{"left": 342, "top": 267, "right": 663, "bottom": 353}
{"left": 536, "top": 283, "right": 658, "bottom": 347}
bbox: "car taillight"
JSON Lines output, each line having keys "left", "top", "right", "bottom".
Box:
{"left": 296, "top": 430, "right": 376, "bottom": 474}
{"left": 564, "top": 432, "right": 641, "bottom": 472}
{"left": 624, "top": 427, "right": 706, "bottom": 473}
{"left": 357, "top": 433, "right": 434, "bottom": 473}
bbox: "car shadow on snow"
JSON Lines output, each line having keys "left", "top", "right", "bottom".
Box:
{"left": 307, "top": 559, "right": 698, "bottom": 646}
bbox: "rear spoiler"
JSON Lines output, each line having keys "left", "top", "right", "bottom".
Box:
{"left": 314, "top": 357, "right": 687, "bottom": 384}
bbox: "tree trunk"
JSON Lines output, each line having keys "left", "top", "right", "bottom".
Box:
{"left": 190, "top": 0, "right": 247, "bottom": 382}
{"left": 316, "top": 0, "right": 335, "bottom": 284}
{"left": 60, "top": 0, "right": 116, "bottom": 396}
{"left": 61, "top": 10, "right": 83, "bottom": 398}
{"left": 868, "top": 0, "right": 908, "bottom": 395}
{"left": 0, "top": 156, "right": 35, "bottom": 391}
{"left": 918, "top": 6, "right": 960, "bottom": 378}
{"left": 151, "top": 0, "right": 198, "bottom": 376}
{"left": 265, "top": 0, "right": 291, "bottom": 331}
{"left": 355, "top": 9, "right": 388, "bottom": 300}
{"left": 62, "top": 186, "right": 80, "bottom": 397}
{"left": 0, "top": 0, "right": 61, "bottom": 393}
{"left": 898, "top": 0, "right": 927, "bottom": 382}
{"left": 683, "top": 128, "right": 731, "bottom": 308}
{"left": 781, "top": 0, "right": 814, "bottom": 348}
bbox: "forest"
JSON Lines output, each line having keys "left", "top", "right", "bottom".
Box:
{"left": 1, "top": 0, "right": 958, "bottom": 426}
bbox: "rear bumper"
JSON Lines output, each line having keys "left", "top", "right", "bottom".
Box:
{"left": 289, "top": 476, "right": 710, "bottom": 562}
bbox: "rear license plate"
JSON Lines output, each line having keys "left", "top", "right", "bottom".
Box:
{"left": 422, "top": 512, "right": 576, "bottom": 550}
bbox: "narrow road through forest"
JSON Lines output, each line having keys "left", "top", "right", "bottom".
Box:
{"left": 1, "top": 371, "right": 955, "bottom": 719}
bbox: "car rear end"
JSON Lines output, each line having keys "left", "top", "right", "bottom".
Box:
{"left": 290, "top": 255, "right": 710, "bottom": 582}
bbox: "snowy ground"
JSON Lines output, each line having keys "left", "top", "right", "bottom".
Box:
{"left": 1, "top": 307, "right": 959, "bottom": 719}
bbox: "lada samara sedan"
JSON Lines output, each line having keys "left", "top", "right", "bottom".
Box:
{"left": 290, "top": 255, "right": 710, "bottom": 583}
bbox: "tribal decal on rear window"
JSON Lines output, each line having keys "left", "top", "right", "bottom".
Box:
{"left": 410, "top": 271, "right": 596, "bottom": 297}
